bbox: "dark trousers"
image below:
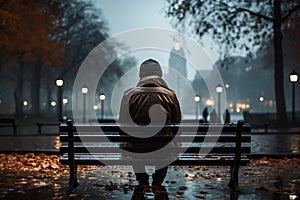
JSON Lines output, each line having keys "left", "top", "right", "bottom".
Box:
{"left": 133, "top": 166, "right": 168, "bottom": 185}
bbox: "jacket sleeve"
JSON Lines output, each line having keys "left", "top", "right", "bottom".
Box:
{"left": 170, "top": 94, "right": 182, "bottom": 123}
{"left": 119, "top": 94, "right": 130, "bottom": 124}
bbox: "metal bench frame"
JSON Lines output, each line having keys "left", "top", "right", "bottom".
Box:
{"left": 59, "top": 120, "right": 251, "bottom": 192}
{"left": 0, "top": 118, "right": 17, "bottom": 135}
{"left": 36, "top": 122, "right": 61, "bottom": 133}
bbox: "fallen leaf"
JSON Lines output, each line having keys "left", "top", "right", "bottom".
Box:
{"left": 178, "top": 186, "right": 188, "bottom": 190}
{"left": 195, "top": 193, "right": 206, "bottom": 199}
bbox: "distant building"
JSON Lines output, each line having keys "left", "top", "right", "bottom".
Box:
{"left": 169, "top": 42, "right": 187, "bottom": 79}
{"left": 168, "top": 42, "right": 193, "bottom": 117}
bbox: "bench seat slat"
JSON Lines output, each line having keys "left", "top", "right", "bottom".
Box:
{"left": 59, "top": 146, "right": 251, "bottom": 154}
{"left": 59, "top": 153, "right": 250, "bottom": 166}
{"left": 59, "top": 134, "right": 251, "bottom": 143}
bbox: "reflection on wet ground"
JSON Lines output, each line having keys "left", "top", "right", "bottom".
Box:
{"left": 0, "top": 155, "right": 300, "bottom": 199}
{"left": 250, "top": 134, "right": 300, "bottom": 154}
{"left": 1, "top": 126, "right": 300, "bottom": 199}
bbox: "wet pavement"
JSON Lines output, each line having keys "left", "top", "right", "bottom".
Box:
{"left": 0, "top": 157, "right": 300, "bottom": 200}
{"left": 0, "top": 125, "right": 300, "bottom": 199}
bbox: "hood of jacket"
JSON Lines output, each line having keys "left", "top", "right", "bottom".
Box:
{"left": 136, "top": 75, "right": 168, "bottom": 88}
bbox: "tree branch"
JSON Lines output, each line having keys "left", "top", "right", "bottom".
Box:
{"left": 282, "top": 5, "right": 300, "bottom": 22}
{"left": 237, "top": 7, "right": 274, "bottom": 22}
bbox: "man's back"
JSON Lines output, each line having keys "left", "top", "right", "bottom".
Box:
{"left": 118, "top": 58, "right": 181, "bottom": 187}
{"left": 119, "top": 76, "right": 181, "bottom": 127}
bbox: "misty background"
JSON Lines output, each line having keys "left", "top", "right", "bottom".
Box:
{"left": 0, "top": 0, "right": 299, "bottom": 122}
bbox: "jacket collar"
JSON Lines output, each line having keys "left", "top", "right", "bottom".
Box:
{"left": 136, "top": 75, "right": 168, "bottom": 88}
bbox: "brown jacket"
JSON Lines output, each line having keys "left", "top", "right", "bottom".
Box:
{"left": 119, "top": 75, "right": 181, "bottom": 129}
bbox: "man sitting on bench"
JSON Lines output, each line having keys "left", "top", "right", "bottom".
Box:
{"left": 119, "top": 59, "right": 182, "bottom": 188}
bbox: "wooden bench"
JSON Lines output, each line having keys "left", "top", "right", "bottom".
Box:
{"left": 37, "top": 121, "right": 61, "bottom": 133}
{"left": 0, "top": 118, "right": 17, "bottom": 135}
{"left": 59, "top": 120, "right": 251, "bottom": 192}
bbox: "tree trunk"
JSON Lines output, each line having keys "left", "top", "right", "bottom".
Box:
{"left": 31, "top": 60, "right": 42, "bottom": 117}
{"left": 46, "top": 76, "right": 52, "bottom": 116}
{"left": 273, "top": 0, "right": 287, "bottom": 123}
{"left": 14, "top": 55, "right": 24, "bottom": 118}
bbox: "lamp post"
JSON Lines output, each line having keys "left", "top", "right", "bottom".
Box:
{"left": 63, "top": 98, "right": 68, "bottom": 120}
{"left": 259, "top": 96, "right": 264, "bottom": 112}
{"left": 55, "top": 77, "right": 64, "bottom": 122}
{"left": 216, "top": 84, "right": 223, "bottom": 121}
{"left": 289, "top": 70, "right": 299, "bottom": 121}
{"left": 194, "top": 95, "right": 200, "bottom": 120}
{"left": 81, "top": 86, "right": 88, "bottom": 123}
{"left": 100, "top": 93, "right": 106, "bottom": 120}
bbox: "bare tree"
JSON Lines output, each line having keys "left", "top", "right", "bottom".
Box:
{"left": 166, "top": 0, "right": 300, "bottom": 123}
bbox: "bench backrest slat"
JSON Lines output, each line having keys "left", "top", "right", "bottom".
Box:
{"left": 0, "top": 118, "right": 16, "bottom": 124}
{"left": 59, "top": 122, "right": 251, "bottom": 157}
{"left": 59, "top": 123, "right": 251, "bottom": 133}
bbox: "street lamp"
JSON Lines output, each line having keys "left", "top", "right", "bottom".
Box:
{"left": 55, "top": 77, "right": 64, "bottom": 122}
{"left": 194, "top": 95, "right": 200, "bottom": 120}
{"left": 81, "top": 86, "right": 88, "bottom": 123}
{"left": 259, "top": 96, "right": 264, "bottom": 112}
{"left": 216, "top": 84, "right": 223, "bottom": 121}
{"left": 289, "top": 70, "right": 299, "bottom": 121}
{"left": 62, "top": 98, "right": 68, "bottom": 105}
{"left": 23, "top": 100, "right": 29, "bottom": 107}
{"left": 100, "top": 93, "right": 106, "bottom": 120}
{"left": 63, "top": 98, "right": 68, "bottom": 120}
{"left": 50, "top": 101, "right": 56, "bottom": 107}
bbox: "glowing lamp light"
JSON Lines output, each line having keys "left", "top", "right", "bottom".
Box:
{"left": 206, "top": 98, "right": 214, "bottom": 106}
{"left": 93, "top": 105, "right": 99, "bottom": 110}
{"left": 290, "top": 70, "right": 299, "bottom": 83}
{"left": 194, "top": 95, "right": 200, "bottom": 102}
{"left": 63, "top": 98, "right": 68, "bottom": 105}
{"left": 23, "top": 100, "right": 29, "bottom": 107}
{"left": 55, "top": 77, "right": 64, "bottom": 87}
{"left": 81, "top": 86, "right": 88, "bottom": 94}
{"left": 216, "top": 84, "right": 223, "bottom": 93}
{"left": 50, "top": 101, "right": 56, "bottom": 107}
{"left": 259, "top": 96, "right": 264, "bottom": 102}
{"left": 100, "top": 93, "right": 106, "bottom": 101}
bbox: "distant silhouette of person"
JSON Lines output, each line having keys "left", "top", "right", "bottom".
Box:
{"left": 119, "top": 59, "right": 181, "bottom": 187}
{"left": 223, "top": 109, "right": 231, "bottom": 123}
{"left": 202, "top": 107, "right": 208, "bottom": 123}
{"left": 210, "top": 109, "right": 220, "bottom": 123}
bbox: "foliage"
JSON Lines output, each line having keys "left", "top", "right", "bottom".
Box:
{"left": 166, "top": 0, "right": 300, "bottom": 60}
{"left": 166, "top": 0, "right": 300, "bottom": 122}
{"left": 0, "top": 0, "right": 63, "bottom": 66}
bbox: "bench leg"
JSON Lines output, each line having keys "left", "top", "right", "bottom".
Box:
{"left": 67, "top": 164, "right": 79, "bottom": 192}
{"left": 229, "top": 164, "right": 240, "bottom": 191}
{"left": 13, "top": 126, "right": 17, "bottom": 135}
